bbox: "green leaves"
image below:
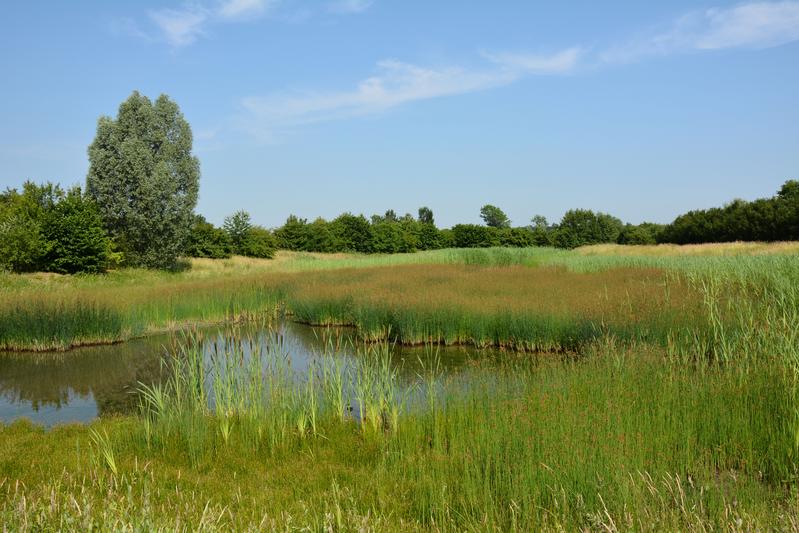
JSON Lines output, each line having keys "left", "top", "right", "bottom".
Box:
{"left": 0, "top": 182, "right": 111, "bottom": 274}
{"left": 86, "top": 91, "right": 200, "bottom": 269}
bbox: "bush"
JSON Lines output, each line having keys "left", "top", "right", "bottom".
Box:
{"left": 304, "top": 218, "right": 339, "bottom": 253}
{"left": 451, "top": 224, "right": 500, "bottom": 248}
{"left": 0, "top": 182, "right": 114, "bottom": 274}
{"left": 0, "top": 182, "right": 57, "bottom": 272}
{"left": 274, "top": 215, "right": 309, "bottom": 251}
{"left": 40, "top": 187, "right": 114, "bottom": 274}
{"left": 617, "top": 224, "right": 657, "bottom": 245}
{"left": 417, "top": 223, "right": 443, "bottom": 250}
{"left": 331, "top": 213, "right": 373, "bottom": 253}
{"left": 497, "top": 228, "right": 534, "bottom": 248}
{"left": 554, "top": 209, "right": 623, "bottom": 249}
{"left": 185, "top": 215, "right": 232, "bottom": 259}
{"left": 240, "top": 226, "right": 276, "bottom": 259}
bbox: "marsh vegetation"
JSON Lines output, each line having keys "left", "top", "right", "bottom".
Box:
{"left": 1, "top": 244, "right": 799, "bottom": 530}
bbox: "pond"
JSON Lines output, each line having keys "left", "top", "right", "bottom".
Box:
{"left": 0, "top": 321, "right": 483, "bottom": 426}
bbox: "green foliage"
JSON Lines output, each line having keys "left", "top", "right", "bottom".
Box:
{"left": 370, "top": 222, "right": 409, "bottom": 253}
{"left": 554, "top": 209, "right": 623, "bottom": 249}
{"left": 41, "top": 187, "right": 114, "bottom": 274}
{"left": 274, "top": 215, "right": 309, "bottom": 251}
{"left": 185, "top": 215, "right": 232, "bottom": 259}
{"left": 617, "top": 223, "right": 662, "bottom": 245}
{"left": 417, "top": 206, "right": 434, "bottom": 225}
{"left": 480, "top": 204, "right": 511, "bottom": 228}
{"left": 330, "top": 213, "right": 373, "bottom": 253}
{"left": 413, "top": 221, "right": 442, "bottom": 251}
{"left": 223, "top": 210, "right": 252, "bottom": 252}
{"left": 0, "top": 182, "right": 54, "bottom": 272}
{"left": 451, "top": 224, "right": 500, "bottom": 248}
{"left": 0, "top": 182, "right": 113, "bottom": 274}
{"left": 661, "top": 180, "right": 799, "bottom": 244}
{"left": 239, "top": 226, "right": 276, "bottom": 259}
{"left": 497, "top": 227, "right": 534, "bottom": 247}
{"left": 304, "top": 217, "right": 339, "bottom": 252}
{"left": 86, "top": 91, "right": 200, "bottom": 270}
{"left": 221, "top": 211, "right": 275, "bottom": 258}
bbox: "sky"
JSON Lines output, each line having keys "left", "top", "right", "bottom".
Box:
{"left": 0, "top": 1, "right": 797, "bottom": 228}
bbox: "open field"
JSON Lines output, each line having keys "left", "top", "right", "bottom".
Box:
{"left": 2, "top": 244, "right": 799, "bottom": 530}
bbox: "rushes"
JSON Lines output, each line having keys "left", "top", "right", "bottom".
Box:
{"left": 89, "top": 428, "right": 118, "bottom": 477}
{"left": 136, "top": 327, "right": 402, "bottom": 465}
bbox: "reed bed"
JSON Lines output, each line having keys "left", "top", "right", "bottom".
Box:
{"left": 285, "top": 264, "right": 701, "bottom": 351}
{"left": 2, "top": 322, "right": 798, "bottom": 530}
{"left": 2, "top": 245, "right": 799, "bottom": 529}
{"left": 4, "top": 246, "right": 799, "bottom": 352}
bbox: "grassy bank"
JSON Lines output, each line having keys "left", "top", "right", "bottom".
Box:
{"left": 1, "top": 333, "right": 797, "bottom": 530}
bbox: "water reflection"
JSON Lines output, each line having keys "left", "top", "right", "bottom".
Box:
{"left": 0, "top": 321, "right": 479, "bottom": 426}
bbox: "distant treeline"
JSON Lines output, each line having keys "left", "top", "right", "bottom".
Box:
{"left": 660, "top": 180, "right": 799, "bottom": 244}
{"left": 3, "top": 179, "right": 797, "bottom": 272}
{"left": 185, "top": 179, "right": 798, "bottom": 258}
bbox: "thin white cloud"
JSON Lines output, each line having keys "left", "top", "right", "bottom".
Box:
{"left": 328, "top": 0, "right": 373, "bottom": 14}
{"left": 240, "top": 48, "right": 580, "bottom": 131}
{"left": 602, "top": 1, "right": 799, "bottom": 63}
{"left": 148, "top": 0, "right": 276, "bottom": 46}
{"left": 148, "top": 6, "right": 209, "bottom": 47}
{"left": 208, "top": 0, "right": 797, "bottom": 140}
{"left": 218, "top": 0, "right": 271, "bottom": 20}
{"left": 697, "top": 1, "right": 799, "bottom": 49}
{"left": 483, "top": 47, "right": 583, "bottom": 74}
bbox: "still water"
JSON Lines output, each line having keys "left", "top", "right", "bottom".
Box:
{"left": 0, "top": 321, "right": 479, "bottom": 426}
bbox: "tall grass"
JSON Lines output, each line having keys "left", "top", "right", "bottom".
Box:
{"left": 51, "top": 322, "right": 795, "bottom": 530}
{"left": 3, "top": 246, "right": 799, "bottom": 352}
{"left": 136, "top": 327, "right": 403, "bottom": 467}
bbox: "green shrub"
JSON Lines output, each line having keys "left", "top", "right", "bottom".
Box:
{"left": 617, "top": 224, "right": 658, "bottom": 245}
{"left": 185, "top": 215, "right": 232, "bottom": 259}
{"left": 554, "top": 209, "right": 623, "bottom": 249}
{"left": 497, "top": 227, "right": 534, "bottom": 247}
{"left": 451, "top": 224, "right": 499, "bottom": 248}
{"left": 41, "top": 187, "right": 113, "bottom": 274}
{"left": 330, "top": 213, "right": 373, "bottom": 253}
{"left": 274, "top": 215, "right": 309, "bottom": 250}
{"left": 240, "top": 226, "right": 276, "bottom": 258}
{"left": 304, "top": 217, "right": 339, "bottom": 252}
{"left": 1, "top": 182, "right": 114, "bottom": 274}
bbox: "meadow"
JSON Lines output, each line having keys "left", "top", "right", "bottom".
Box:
{"left": 2, "top": 243, "right": 799, "bottom": 530}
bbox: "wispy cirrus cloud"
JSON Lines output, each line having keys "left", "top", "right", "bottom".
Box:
{"left": 602, "top": 1, "right": 799, "bottom": 63}
{"left": 218, "top": 0, "right": 272, "bottom": 20}
{"left": 482, "top": 47, "right": 583, "bottom": 75}
{"left": 147, "top": 0, "right": 275, "bottom": 47}
{"left": 239, "top": 47, "right": 582, "bottom": 134}
{"left": 221, "top": 1, "right": 799, "bottom": 140}
{"left": 328, "top": 0, "right": 373, "bottom": 14}
{"left": 145, "top": 0, "right": 372, "bottom": 47}
{"left": 148, "top": 6, "right": 210, "bottom": 47}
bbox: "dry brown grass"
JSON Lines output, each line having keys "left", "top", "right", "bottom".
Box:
{"left": 577, "top": 241, "right": 799, "bottom": 257}
{"left": 278, "top": 264, "right": 702, "bottom": 347}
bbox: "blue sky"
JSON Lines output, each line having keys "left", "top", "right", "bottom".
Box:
{"left": 1, "top": 1, "right": 797, "bottom": 228}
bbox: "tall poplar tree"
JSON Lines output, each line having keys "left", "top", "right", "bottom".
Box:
{"left": 86, "top": 91, "right": 199, "bottom": 269}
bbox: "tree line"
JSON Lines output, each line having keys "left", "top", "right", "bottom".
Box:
{"left": 1, "top": 91, "right": 797, "bottom": 274}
